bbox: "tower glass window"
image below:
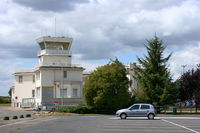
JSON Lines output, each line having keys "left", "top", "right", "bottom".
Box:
{"left": 18, "top": 76, "right": 23, "bottom": 83}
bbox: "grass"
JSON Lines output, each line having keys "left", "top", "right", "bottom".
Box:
{"left": 0, "top": 103, "right": 11, "bottom": 106}
{"left": 160, "top": 108, "right": 200, "bottom": 114}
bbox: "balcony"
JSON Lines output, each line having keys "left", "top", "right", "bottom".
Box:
{"left": 38, "top": 49, "right": 72, "bottom": 56}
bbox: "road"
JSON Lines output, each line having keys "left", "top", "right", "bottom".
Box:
{"left": 0, "top": 115, "right": 200, "bottom": 133}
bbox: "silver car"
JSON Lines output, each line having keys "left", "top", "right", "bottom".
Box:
{"left": 116, "top": 103, "right": 156, "bottom": 119}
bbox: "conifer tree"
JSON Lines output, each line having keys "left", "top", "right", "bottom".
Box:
{"left": 135, "top": 36, "right": 178, "bottom": 105}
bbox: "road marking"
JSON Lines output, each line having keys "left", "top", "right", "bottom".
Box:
{"left": 109, "top": 116, "right": 200, "bottom": 120}
{"left": 158, "top": 117, "right": 200, "bottom": 120}
{"left": 0, "top": 117, "right": 58, "bottom": 128}
{"left": 162, "top": 119, "right": 199, "bottom": 133}
{"left": 102, "top": 129, "right": 190, "bottom": 132}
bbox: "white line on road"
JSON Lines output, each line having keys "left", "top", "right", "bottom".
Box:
{"left": 0, "top": 117, "right": 58, "bottom": 128}
{"left": 109, "top": 116, "right": 200, "bottom": 120}
{"left": 162, "top": 119, "right": 199, "bottom": 133}
{"left": 158, "top": 117, "right": 200, "bottom": 120}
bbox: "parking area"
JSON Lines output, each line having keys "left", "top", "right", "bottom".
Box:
{"left": 0, "top": 115, "right": 200, "bottom": 133}
{"left": 106, "top": 116, "right": 200, "bottom": 133}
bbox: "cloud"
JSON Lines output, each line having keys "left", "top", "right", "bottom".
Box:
{"left": 12, "top": 0, "right": 89, "bottom": 12}
{"left": 1, "top": 0, "right": 200, "bottom": 95}
{"left": 1, "top": 0, "right": 200, "bottom": 60}
{"left": 169, "top": 42, "right": 200, "bottom": 79}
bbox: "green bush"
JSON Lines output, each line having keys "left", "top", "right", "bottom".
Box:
{"left": 0, "top": 97, "right": 10, "bottom": 103}
{"left": 57, "top": 104, "right": 95, "bottom": 114}
{"left": 57, "top": 104, "right": 117, "bottom": 114}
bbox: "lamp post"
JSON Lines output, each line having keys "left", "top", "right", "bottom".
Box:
{"left": 61, "top": 66, "right": 64, "bottom": 106}
{"left": 181, "top": 65, "right": 187, "bottom": 75}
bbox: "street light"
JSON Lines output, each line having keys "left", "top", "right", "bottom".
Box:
{"left": 181, "top": 65, "right": 187, "bottom": 75}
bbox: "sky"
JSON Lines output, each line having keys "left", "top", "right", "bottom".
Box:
{"left": 1, "top": 0, "right": 200, "bottom": 96}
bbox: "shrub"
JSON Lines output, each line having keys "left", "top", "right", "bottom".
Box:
{"left": 57, "top": 104, "right": 94, "bottom": 114}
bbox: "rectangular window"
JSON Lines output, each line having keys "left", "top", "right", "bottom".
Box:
{"left": 130, "top": 105, "right": 140, "bottom": 110}
{"left": 19, "top": 76, "right": 23, "bottom": 83}
{"left": 36, "top": 71, "right": 40, "bottom": 80}
{"left": 60, "top": 88, "right": 67, "bottom": 98}
{"left": 141, "top": 105, "right": 150, "bottom": 110}
{"left": 36, "top": 87, "right": 40, "bottom": 97}
{"left": 33, "top": 75, "right": 35, "bottom": 82}
{"left": 63, "top": 71, "right": 67, "bottom": 78}
{"left": 12, "top": 88, "right": 15, "bottom": 94}
{"left": 73, "top": 88, "right": 78, "bottom": 97}
{"left": 32, "top": 90, "right": 35, "bottom": 98}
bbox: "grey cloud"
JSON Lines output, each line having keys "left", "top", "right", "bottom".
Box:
{"left": 12, "top": 0, "right": 89, "bottom": 12}
{"left": 2, "top": 0, "right": 200, "bottom": 61}
{"left": 0, "top": 44, "right": 38, "bottom": 59}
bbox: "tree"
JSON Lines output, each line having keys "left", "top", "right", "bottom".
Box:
{"left": 179, "top": 66, "right": 200, "bottom": 112}
{"left": 135, "top": 35, "right": 178, "bottom": 105}
{"left": 84, "top": 59, "right": 131, "bottom": 113}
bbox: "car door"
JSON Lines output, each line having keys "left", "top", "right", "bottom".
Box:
{"left": 139, "top": 105, "right": 150, "bottom": 116}
{"left": 128, "top": 104, "right": 140, "bottom": 116}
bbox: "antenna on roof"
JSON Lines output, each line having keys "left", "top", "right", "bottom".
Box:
{"left": 55, "top": 17, "right": 57, "bottom": 37}
{"left": 45, "top": 29, "right": 47, "bottom": 36}
{"left": 66, "top": 29, "right": 69, "bottom": 37}
{"left": 40, "top": 30, "right": 42, "bottom": 36}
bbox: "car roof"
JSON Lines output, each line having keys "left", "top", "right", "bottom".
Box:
{"left": 133, "top": 103, "right": 152, "bottom": 106}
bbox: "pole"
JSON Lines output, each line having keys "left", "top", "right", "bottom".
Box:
{"left": 55, "top": 17, "right": 57, "bottom": 37}
{"left": 60, "top": 67, "right": 64, "bottom": 106}
{"left": 181, "top": 65, "right": 187, "bottom": 75}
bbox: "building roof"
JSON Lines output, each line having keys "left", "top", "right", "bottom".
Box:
{"left": 35, "top": 66, "right": 85, "bottom": 71}
{"left": 36, "top": 36, "right": 73, "bottom": 43}
{"left": 14, "top": 69, "right": 35, "bottom": 75}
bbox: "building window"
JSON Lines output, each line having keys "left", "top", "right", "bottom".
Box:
{"left": 36, "top": 71, "right": 40, "bottom": 80}
{"left": 33, "top": 75, "right": 35, "bottom": 82}
{"left": 18, "top": 76, "right": 23, "bottom": 83}
{"left": 63, "top": 71, "right": 67, "bottom": 78}
{"left": 73, "top": 88, "right": 78, "bottom": 98}
{"left": 32, "top": 90, "right": 35, "bottom": 98}
{"left": 12, "top": 88, "right": 15, "bottom": 94}
{"left": 60, "top": 88, "right": 67, "bottom": 98}
{"left": 36, "top": 87, "right": 40, "bottom": 97}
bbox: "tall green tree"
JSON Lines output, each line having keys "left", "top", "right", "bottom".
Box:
{"left": 135, "top": 36, "right": 178, "bottom": 105}
{"left": 84, "top": 59, "right": 131, "bottom": 112}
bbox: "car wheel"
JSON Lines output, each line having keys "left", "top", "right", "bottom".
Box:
{"left": 148, "top": 113, "right": 154, "bottom": 120}
{"left": 120, "top": 113, "right": 127, "bottom": 119}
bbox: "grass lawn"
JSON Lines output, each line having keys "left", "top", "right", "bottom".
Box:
{"left": 0, "top": 103, "right": 11, "bottom": 106}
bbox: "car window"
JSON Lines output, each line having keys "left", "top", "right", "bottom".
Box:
{"left": 130, "top": 105, "right": 140, "bottom": 110}
{"left": 140, "top": 105, "right": 150, "bottom": 110}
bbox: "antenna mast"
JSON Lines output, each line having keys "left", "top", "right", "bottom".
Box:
{"left": 55, "top": 17, "right": 57, "bottom": 37}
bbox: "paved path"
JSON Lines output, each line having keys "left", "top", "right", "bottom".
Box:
{"left": 0, "top": 115, "right": 200, "bottom": 133}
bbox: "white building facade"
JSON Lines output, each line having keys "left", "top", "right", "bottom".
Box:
{"left": 12, "top": 36, "right": 84, "bottom": 108}
{"left": 126, "top": 63, "right": 139, "bottom": 94}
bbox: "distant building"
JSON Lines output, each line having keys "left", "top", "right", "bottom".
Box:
{"left": 126, "top": 63, "right": 139, "bottom": 94}
{"left": 12, "top": 36, "right": 85, "bottom": 108}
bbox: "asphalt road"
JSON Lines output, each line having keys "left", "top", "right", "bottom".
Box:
{"left": 0, "top": 115, "right": 200, "bottom": 133}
